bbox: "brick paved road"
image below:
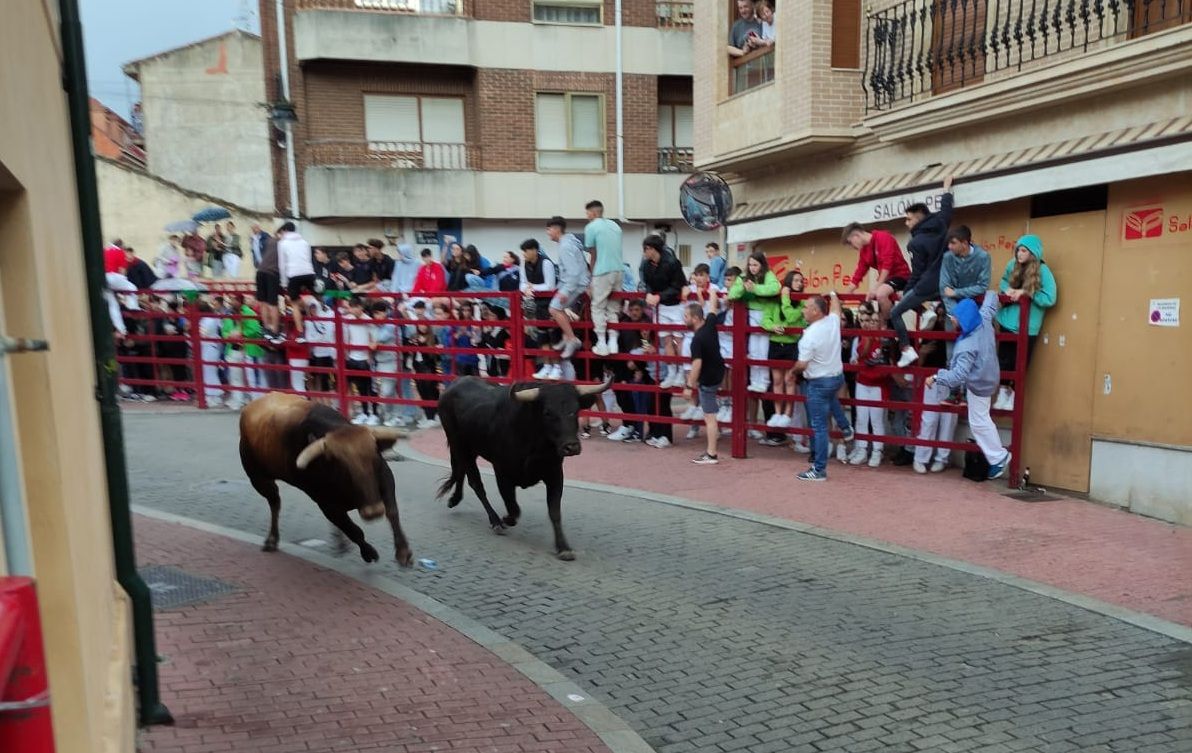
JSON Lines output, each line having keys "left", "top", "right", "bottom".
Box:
{"left": 126, "top": 412, "right": 1192, "bottom": 753}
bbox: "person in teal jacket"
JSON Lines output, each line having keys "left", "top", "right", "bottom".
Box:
{"left": 994, "top": 233, "right": 1056, "bottom": 410}
{"left": 727, "top": 250, "right": 780, "bottom": 393}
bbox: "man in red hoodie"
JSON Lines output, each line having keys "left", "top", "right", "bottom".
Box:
{"left": 104, "top": 239, "right": 126, "bottom": 274}
{"left": 841, "top": 223, "right": 911, "bottom": 321}
{"left": 412, "top": 248, "right": 446, "bottom": 295}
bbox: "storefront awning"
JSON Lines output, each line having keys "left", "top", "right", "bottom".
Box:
{"left": 726, "top": 116, "right": 1192, "bottom": 245}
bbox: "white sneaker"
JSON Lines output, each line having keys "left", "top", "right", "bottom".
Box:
{"left": 930, "top": 460, "right": 948, "bottom": 473}
{"left": 920, "top": 309, "right": 938, "bottom": 331}
{"left": 416, "top": 418, "right": 438, "bottom": 429}
{"left": 716, "top": 405, "right": 732, "bottom": 423}
{"left": 533, "top": 365, "right": 552, "bottom": 379}
{"left": 645, "top": 436, "right": 671, "bottom": 449}
{"left": 836, "top": 443, "right": 849, "bottom": 463}
{"left": 766, "top": 413, "right": 785, "bottom": 428}
{"left": 592, "top": 340, "right": 611, "bottom": 357}
{"left": 913, "top": 461, "right": 928, "bottom": 474}
{"left": 383, "top": 417, "right": 401, "bottom": 427}
{"left": 747, "top": 382, "right": 767, "bottom": 393}
{"left": 775, "top": 414, "right": 793, "bottom": 428}
{"left": 682, "top": 405, "right": 702, "bottom": 421}
{"left": 792, "top": 441, "right": 811, "bottom": 454}
{"left": 352, "top": 413, "right": 368, "bottom": 425}
{"left": 662, "top": 372, "right": 684, "bottom": 389}
{"left": 685, "top": 426, "right": 700, "bottom": 440}
{"left": 606, "top": 332, "right": 619, "bottom": 354}
{"left": 868, "top": 450, "right": 883, "bottom": 468}
{"left": 607, "top": 425, "right": 632, "bottom": 441}
{"left": 545, "top": 364, "right": 563, "bottom": 380}
{"left": 846, "top": 446, "right": 867, "bottom": 465}
{"left": 897, "top": 347, "right": 919, "bottom": 368}
{"left": 747, "top": 429, "right": 764, "bottom": 440}
{"left": 365, "top": 414, "right": 382, "bottom": 426}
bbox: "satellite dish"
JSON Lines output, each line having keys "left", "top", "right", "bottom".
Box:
{"left": 679, "top": 172, "right": 733, "bottom": 232}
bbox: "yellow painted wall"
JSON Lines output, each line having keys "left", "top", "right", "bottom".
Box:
{"left": 0, "top": 4, "right": 135, "bottom": 752}
{"left": 1094, "top": 175, "right": 1192, "bottom": 446}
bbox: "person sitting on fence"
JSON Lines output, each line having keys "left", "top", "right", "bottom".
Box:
{"left": 891, "top": 176, "right": 953, "bottom": 367}
{"left": 995, "top": 234, "right": 1056, "bottom": 411}
{"left": 926, "top": 291, "right": 1011, "bottom": 480}
{"left": 349, "top": 244, "right": 379, "bottom": 293}
{"left": 761, "top": 270, "right": 807, "bottom": 441}
{"left": 370, "top": 299, "right": 403, "bottom": 427}
{"left": 841, "top": 222, "right": 911, "bottom": 325}
{"left": 641, "top": 233, "right": 688, "bottom": 389}
{"left": 390, "top": 242, "right": 420, "bottom": 295}
{"left": 462, "top": 244, "right": 495, "bottom": 292}
{"left": 706, "top": 242, "right": 726, "bottom": 287}
{"left": 679, "top": 262, "right": 723, "bottom": 439}
{"left": 792, "top": 291, "right": 855, "bottom": 482}
{"left": 367, "top": 238, "right": 395, "bottom": 291}
{"left": 848, "top": 301, "right": 894, "bottom": 467}
{"left": 277, "top": 221, "right": 316, "bottom": 337}
{"left": 939, "top": 225, "right": 991, "bottom": 358}
{"left": 545, "top": 216, "right": 590, "bottom": 361}
{"left": 124, "top": 247, "right": 158, "bottom": 290}
{"left": 584, "top": 199, "right": 624, "bottom": 357}
{"left": 606, "top": 299, "right": 654, "bottom": 443}
{"left": 912, "top": 302, "right": 958, "bottom": 474}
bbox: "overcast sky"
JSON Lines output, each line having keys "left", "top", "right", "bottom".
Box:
{"left": 81, "top": 0, "right": 257, "bottom": 118}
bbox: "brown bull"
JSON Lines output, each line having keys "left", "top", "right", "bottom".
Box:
{"left": 239, "top": 392, "right": 413, "bottom": 565}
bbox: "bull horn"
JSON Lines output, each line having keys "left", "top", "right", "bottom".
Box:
{"left": 368, "top": 426, "right": 408, "bottom": 442}
{"left": 513, "top": 386, "right": 541, "bottom": 402}
{"left": 295, "top": 438, "right": 327, "bottom": 469}
{"left": 576, "top": 377, "right": 614, "bottom": 397}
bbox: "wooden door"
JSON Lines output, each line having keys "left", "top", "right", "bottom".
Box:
{"left": 1131, "top": 0, "right": 1192, "bottom": 38}
{"left": 931, "top": 0, "right": 987, "bottom": 94}
{"left": 1016, "top": 211, "right": 1107, "bottom": 493}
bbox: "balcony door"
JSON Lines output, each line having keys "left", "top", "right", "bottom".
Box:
{"left": 657, "top": 104, "right": 694, "bottom": 173}
{"left": 931, "top": 0, "right": 987, "bottom": 95}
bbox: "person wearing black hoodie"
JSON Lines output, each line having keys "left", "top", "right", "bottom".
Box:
{"left": 891, "top": 175, "right": 954, "bottom": 367}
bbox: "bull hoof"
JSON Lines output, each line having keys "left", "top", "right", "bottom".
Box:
{"left": 490, "top": 523, "right": 507, "bottom": 535}
{"left": 262, "top": 540, "right": 278, "bottom": 553}
{"left": 556, "top": 550, "right": 576, "bottom": 561}
{"left": 447, "top": 496, "right": 462, "bottom": 509}
{"left": 360, "top": 543, "right": 380, "bottom": 563}
{"left": 502, "top": 515, "right": 519, "bottom": 527}
{"left": 395, "top": 548, "right": 413, "bottom": 568}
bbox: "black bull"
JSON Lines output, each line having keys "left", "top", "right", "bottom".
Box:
{"left": 436, "top": 376, "right": 612, "bottom": 560}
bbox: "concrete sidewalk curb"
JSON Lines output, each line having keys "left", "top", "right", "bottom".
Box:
{"left": 398, "top": 443, "right": 1192, "bottom": 645}
{"left": 131, "top": 505, "right": 657, "bottom": 753}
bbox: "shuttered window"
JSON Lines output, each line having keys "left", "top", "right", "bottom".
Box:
{"left": 363, "top": 95, "right": 466, "bottom": 145}
{"left": 658, "top": 104, "right": 694, "bottom": 148}
{"left": 533, "top": 1, "right": 602, "bottom": 25}
{"left": 535, "top": 93, "right": 605, "bottom": 172}
{"left": 830, "top": 0, "right": 862, "bottom": 69}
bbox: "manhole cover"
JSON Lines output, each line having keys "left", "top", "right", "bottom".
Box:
{"left": 138, "top": 565, "right": 237, "bottom": 610}
{"left": 1002, "top": 490, "right": 1064, "bottom": 503}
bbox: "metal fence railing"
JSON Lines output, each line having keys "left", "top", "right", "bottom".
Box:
{"left": 111, "top": 286, "right": 1032, "bottom": 484}
{"left": 307, "top": 140, "right": 477, "bottom": 170}
{"left": 658, "top": 146, "right": 695, "bottom": 173}
{"left": 657, "top": 1, "right": 695, "bottom": 28}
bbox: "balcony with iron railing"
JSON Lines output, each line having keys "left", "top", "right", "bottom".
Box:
{"left": 863, "top": 0, "right": 1192, "bottom": 112}
{"left": 296, "top": 0, "right": 465, "bottom": 14}
{"left": 658, "top": 146, "right": 695, "bottom": 172}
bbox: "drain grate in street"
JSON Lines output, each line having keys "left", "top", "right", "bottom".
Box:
{"left": 138, "top": 565, "right": 237, "bottom": 610}
{"left": 1003, "top": 489, "right": 1064, "bottom": 503}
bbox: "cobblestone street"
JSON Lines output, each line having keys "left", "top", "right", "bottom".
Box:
{"left": 127, "top": 411, "right": 1192, "bottom": 753}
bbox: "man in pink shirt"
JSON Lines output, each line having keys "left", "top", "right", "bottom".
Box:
{"left": 841, "top": 223, "right": 911, "bottom": 321}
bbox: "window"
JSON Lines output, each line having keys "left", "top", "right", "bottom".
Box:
{"left": 830, "top": 0, "right": 861, "bottom": 69}
{"left": 533, "top": 1, "right": 602, "bottom": 25}
{"left": 363, "top": 94, "right": 468, "bottom": 168}
{"left": 535, "top": 93, "right": 605, "bottom": 172}
{"left": 657, "top": 104, "right": 694, "bottom": 172}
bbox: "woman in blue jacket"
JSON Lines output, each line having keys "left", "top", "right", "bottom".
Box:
{"left": 994, "top": 234, "right": 1057, "bottom": 410}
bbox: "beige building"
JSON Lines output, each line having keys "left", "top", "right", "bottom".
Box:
{"left": 1, "top": 2, "right": 139, "bottom": 752}
{"left": 695, "top": 0, "right": 1192, "bottom": 522}
{"left": 124, "top": 30, "right": 274, "bottom": 213}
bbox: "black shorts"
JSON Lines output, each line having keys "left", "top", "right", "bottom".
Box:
{"left": 287, "top": 274, "right": 317, "bottom": 300}
{"left": 886, "top": 277, "right": 908, "bottom": 292}
{"left": 768, "top": 340, "right": 797, "bottom": 362}
{"left": 256, "top": 271, "right": 280, "bottom": 303}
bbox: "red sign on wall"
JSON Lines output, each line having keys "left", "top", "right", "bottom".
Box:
{"left": 1122, "top": 204, "right": 1165, "bottom": 240}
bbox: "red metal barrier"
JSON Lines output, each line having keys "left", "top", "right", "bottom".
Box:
{"left": 0, "top": 578, "right": 54, "bottom": 753}
{"left": 110, "top": 285, "right": 1030, "bottom": 483}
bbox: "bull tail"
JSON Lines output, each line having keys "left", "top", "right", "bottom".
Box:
{"left": 436, "top": 470, "right": 461, "bottom": 500}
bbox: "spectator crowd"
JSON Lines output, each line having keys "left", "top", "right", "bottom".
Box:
{"left": 105, "top": 185, "right": 1054, "bottom": 482}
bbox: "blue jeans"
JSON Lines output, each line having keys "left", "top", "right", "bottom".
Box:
{"left": 804, "top": 374, "right": 851, "bottom": 474}
{"left": 889, "top": 288, "right": 934, "bottom": 350}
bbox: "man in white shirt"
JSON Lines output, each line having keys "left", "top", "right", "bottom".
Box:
{"left": 792, "top": 290, "right": 855, "bottom": 481}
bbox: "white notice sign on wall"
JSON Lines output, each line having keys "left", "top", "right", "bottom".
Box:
{"left": 1148, "top": 298, "right": 1180, "bottom": 327}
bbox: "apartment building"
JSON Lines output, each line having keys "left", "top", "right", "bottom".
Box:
{"left": 89, "top": 96, "right": 147, "bottom": 169}
{"left": 261, "top": 0, "right": 716, "bottom": 262}
{"left": 694, "top": 0, "right": 1192, "bottom": 521}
